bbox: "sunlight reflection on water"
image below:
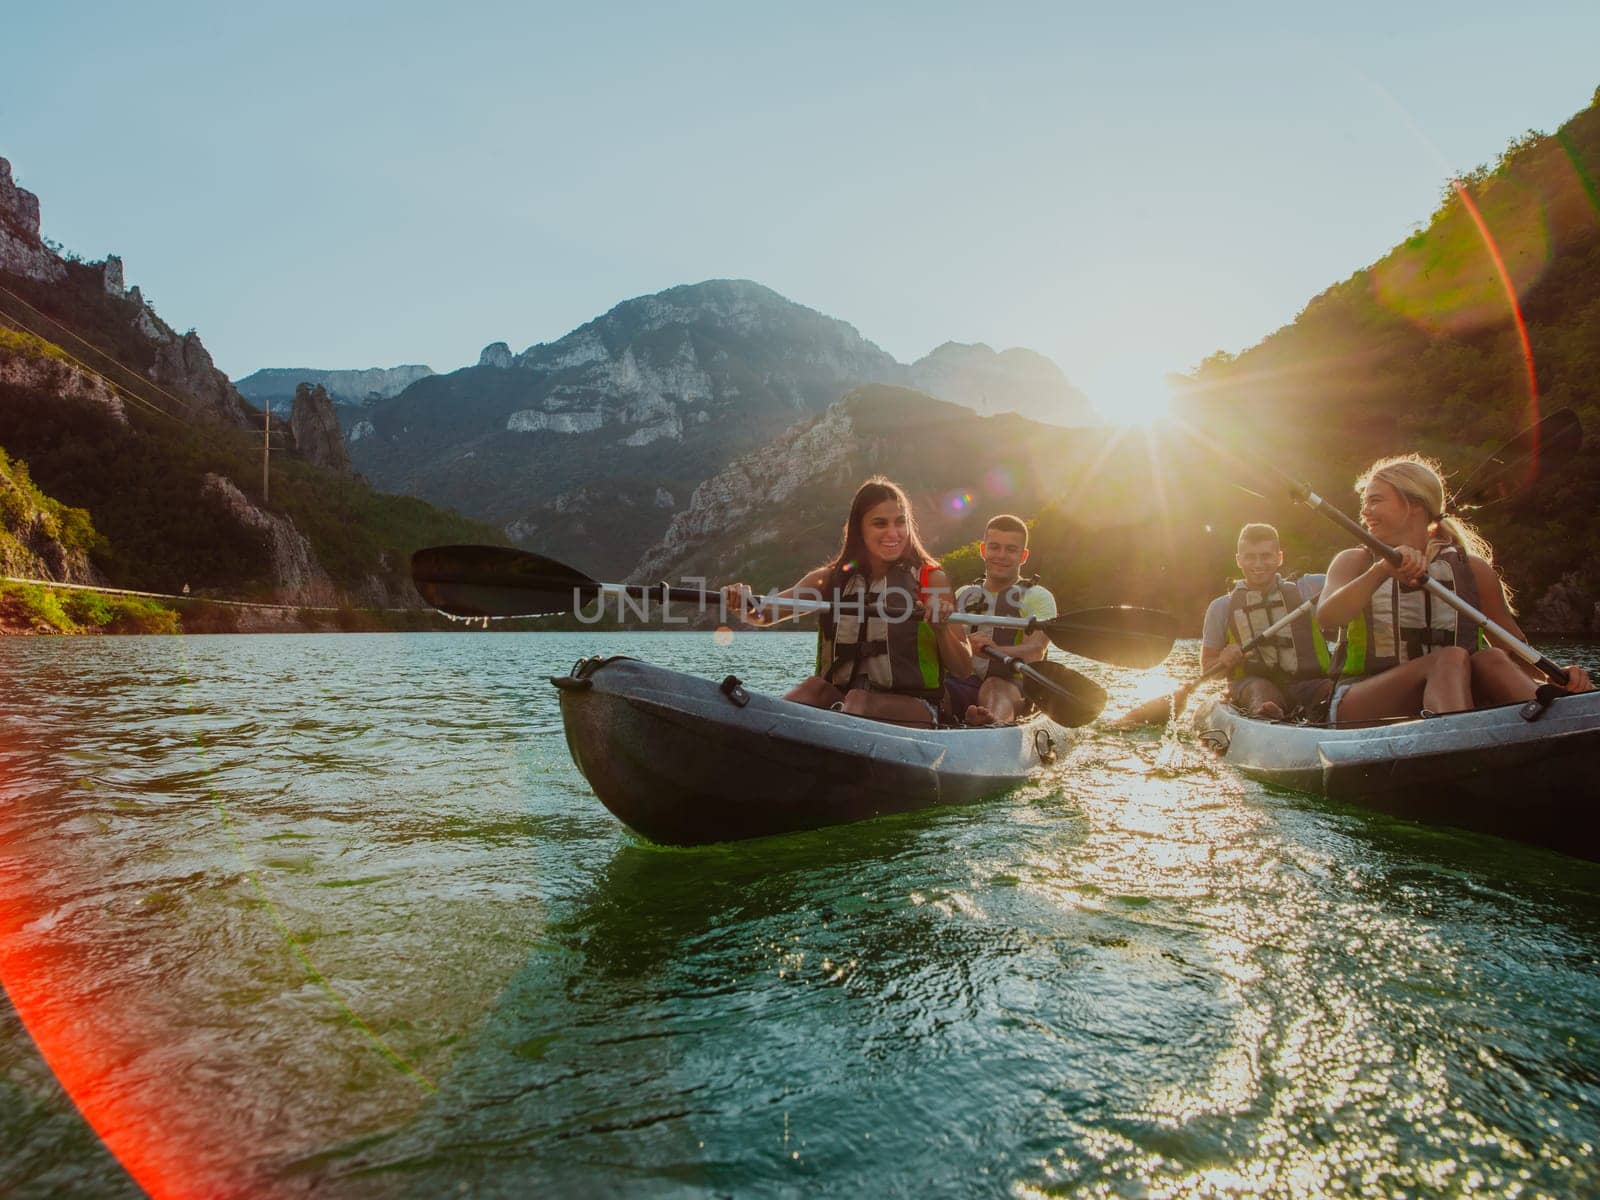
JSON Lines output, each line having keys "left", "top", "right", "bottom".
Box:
{"left": 0, "top": 632, "right": 1598, "bottom": 1198}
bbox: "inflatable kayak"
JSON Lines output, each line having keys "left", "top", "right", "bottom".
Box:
{"left": 1192, "top": 692, "right": 1600, "bottom": 859}
{"left": 552, "top": 656, "right": 1070, "bottom": 845}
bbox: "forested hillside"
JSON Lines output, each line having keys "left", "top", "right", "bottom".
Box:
{"left": 937, "top": 89, "right": 1600, "bottom": 633}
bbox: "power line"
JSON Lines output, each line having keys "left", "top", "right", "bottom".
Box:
{"left": 0, "top": 574, "right": 416, "bottom": 614}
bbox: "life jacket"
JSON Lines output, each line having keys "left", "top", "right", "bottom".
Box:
{"left": 815, "top": 562, "right": 945, "bottom": 701}
{"left": 956, "top": 574, "right": 1041, "bottom": 679}
{"left": 1223, "top": 574, "right": 1330, "bottom": 686}
{"left": 1330, "top": 544, "right": 1483, "bottom": 679}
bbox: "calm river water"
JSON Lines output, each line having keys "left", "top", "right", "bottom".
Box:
{"left": 3, "top": 631, "right": 1599, "bottom": 1198}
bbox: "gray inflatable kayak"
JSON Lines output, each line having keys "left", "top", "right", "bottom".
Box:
{"left": 552, "top": 656, "right": 1071, "bottom": 845}
{"left": 1192, "top": 692, "right": 1600, "bottom": 858}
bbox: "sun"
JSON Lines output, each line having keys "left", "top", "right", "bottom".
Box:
{"left": 1094, "top": 378, "right": 1175, "bottom": 427}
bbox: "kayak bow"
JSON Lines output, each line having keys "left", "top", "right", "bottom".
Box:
{"left": 553, "top": 657, "right": 1070, "bottom": 845}
{"left": 1193, "top": 693, "right": 1600, "bottom": 859}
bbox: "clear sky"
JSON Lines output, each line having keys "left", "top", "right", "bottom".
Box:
{"left": 6, "top": 1, "right": 1598, "bottom": 422}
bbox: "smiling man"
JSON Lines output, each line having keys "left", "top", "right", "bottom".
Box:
{"left": 946, "top": 515, "right": 1057, "bottom": 726}
{"left": 1200, "top": 523, "right": 1332, "bottom": 721}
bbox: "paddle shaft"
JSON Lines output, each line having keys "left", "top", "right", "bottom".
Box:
{"left": 980, "top": 644, "right": 1055, "bottom": 692}
{"left": 1282, "top": 476, "right": 1569, "bottom": 686}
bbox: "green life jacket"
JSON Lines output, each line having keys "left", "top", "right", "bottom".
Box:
{"left": 956, "top": 574, "right": 1041, "bottom": 678}
{"left": 1330, "top": 545, "right": 1484, "bottom": 679}
{"left": 816, "top": 562, "right": 944, "bottom": 701}
{"left": 1223, "top": 575, "right": 1330, "bottom": 686}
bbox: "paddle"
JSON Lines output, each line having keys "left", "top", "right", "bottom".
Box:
{"left": 1109, "top": 598, "right": 1317, "bottom": 728}
{"left": 411, "top": 545, "right": 1178, "bottom": 669}
{"left": 1449, "top": 407, "right": 1582, "bottom": 512}
{"left": 1181, "top": 412, "right": 1580, "bottom": 687}
{"left": 978, "top": 646, "right": 1107, "bottom": 727}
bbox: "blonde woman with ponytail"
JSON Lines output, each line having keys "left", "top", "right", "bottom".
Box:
{"left": 1316, "top": 455, "right": 1592, "bottom": 723}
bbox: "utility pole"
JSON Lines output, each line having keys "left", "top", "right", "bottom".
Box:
{"left": 262, "top": 402, "right": 270, "bottom": 504}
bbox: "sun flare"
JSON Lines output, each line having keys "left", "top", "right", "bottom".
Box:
{"left": 1095, "top": 379, "right": 1175, "bottom": 427}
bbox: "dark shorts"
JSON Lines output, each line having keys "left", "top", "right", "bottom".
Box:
{"left": 943, "top": 672, "right": 1036, "bottom": 721}
{"left": 944, "top": 674, "right": 983, "bottom": 716}
{"left": 1229, "top": 675, "right": 1333, "bottom": 720}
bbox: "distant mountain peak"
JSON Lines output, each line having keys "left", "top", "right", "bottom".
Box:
{"left": 234, "top": 364, "right": 435, "bottom": 407}
{"left": 908, "top": 340, "right": 1092, "bottom": 426}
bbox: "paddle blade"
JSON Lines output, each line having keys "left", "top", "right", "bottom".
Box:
{"left": 410, "top": 545, "right": 599, "bottom": 618}
{"left": 1042, "top": 607, "right": 1178, "bottom": 669}
{"left": 1108, "top": 680, "right": 1202, "bottom": 729}
{"left": 1450, "top": 408, "right": 1582, "bottom": 512}
{"left": 1019, "top": 661, "right": 1107, "bottom": 727}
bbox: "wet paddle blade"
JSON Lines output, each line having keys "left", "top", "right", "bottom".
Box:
{"left": 410, "top": 545, "right": 600, "bottom": 617}
{"left": 1108, "top": 683, "right": 1199, "bottom": 729}
{"left": 1043, "top": 607, "right": 1178, "bottom": 669}
{"left": 1019, "top": 660, "right": 1108, "bottom": 727}
{"left": 1450, "top": 408, "right": 1582, "bottom": 512}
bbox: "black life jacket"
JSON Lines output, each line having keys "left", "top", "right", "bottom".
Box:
{"left": 815, "top": 562, "right": 944, "bottom": 701}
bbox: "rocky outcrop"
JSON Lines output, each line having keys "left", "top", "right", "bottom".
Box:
{"left": 629, "top": 403, "right": 858, "bottom": 582}
{"left": 234, "top": 364, "right": 436, "bottom": 407}
{"left": 149, "top": 327, "right": 251, "bottom": 426}
{"left": 289, "top": 383, "right": 352, "bottom": 473}
{"left": 0, "top": 158, "right": 66, "bottom": 283}
{"left": 1523, "top": 571, "right": 1597, "bottom": 634}
{"left": 908, "top": 342, "right": 1094, "bottom": 427}
{"left": 0, "top": 348, "right": 127, "bottom": 424}
{"left": 100, "top": 255, "right": 125, "bottom": 295}
{"left": 478, "top": 342, "right": 513, "bottom": 368}
{"left": 0, "top": 454, "right": 101, "bottom": 585}
{"left": 200, "top": 473, "right": 338, "bottom": 605}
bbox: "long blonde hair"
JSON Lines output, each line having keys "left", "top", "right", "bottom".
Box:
{"left": 1356, "top": 455, "right": 1495, "bottom": 565}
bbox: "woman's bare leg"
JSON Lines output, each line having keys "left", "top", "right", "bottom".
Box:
{"left": 1469, "top": 647, "right": 1538, "bottom": 706}
{"left": 838, "top": 690, "right": 937, "bottom": 727}
{"left": 1334, "top": 646, "right": 1472, "bottom": 722}
{"left": 784, "top": 676, "right": 844, "bottom": 708}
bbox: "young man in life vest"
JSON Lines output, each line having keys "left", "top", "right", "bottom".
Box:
{"left": 1199, "top": 523, "right": 1332, "bottom": 720}
{"left": 945, "top": 515, "right": 1058, "bottom": 726}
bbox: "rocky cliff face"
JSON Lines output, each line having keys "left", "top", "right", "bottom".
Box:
{"left": 288, "top": 383, "right": 352, "bottom": 473}
{"left": 626, "top": 384, "right": 1088, "bottom": 590}
{"left": 200, "top": 473, "right": 338, "bottom": 605}
{"left": 0, "top": 346, "right": 127, "bottom": 425}
{"left": 0, "top": 452, "right": 101, "bottom": 585}
{"left": 0, "top": 158, "right": 66, "bottom": 283}
{"left": 235, "top": 364, "right": 435, "bottom": 408}
{"left": 1, "top": 156, "right": 251, "bottom": 428}
{"left": 629, "top": 404, "right": 858, "bottom": 584}
{"left": 907, "top": 342, "right": 1093, "bottom": 427}
{"left": 478, "top": 342, "right": 513, "bottom": 369}
{"left": 145, "top": 319, "right": 252, "bottom": 426}
{"left": 1524, "top": 571, "right": 1600, "bottom": 635}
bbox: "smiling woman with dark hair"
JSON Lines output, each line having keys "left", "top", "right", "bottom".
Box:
{"left": 721, "top": 476, "right": 971, "bottom": 727}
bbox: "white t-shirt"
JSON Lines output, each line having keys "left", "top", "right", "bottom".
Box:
{"left": 953, "top": 579, "right": 1058, "bottom": 679}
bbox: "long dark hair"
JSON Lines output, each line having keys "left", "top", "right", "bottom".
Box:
{"left": 821, "top": 477, "right": 937, "bottom": 583}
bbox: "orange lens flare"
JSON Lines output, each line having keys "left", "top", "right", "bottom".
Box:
{"left": 1451, "top": 178, "right": 1539, "bottom": 431}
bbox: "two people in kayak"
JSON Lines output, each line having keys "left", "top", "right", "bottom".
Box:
{"left": 720, "top": 478, "right": 1057, "bottom": 728}
{"left": 1217, "top": 455, "right": 1593, "bottom": 723}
